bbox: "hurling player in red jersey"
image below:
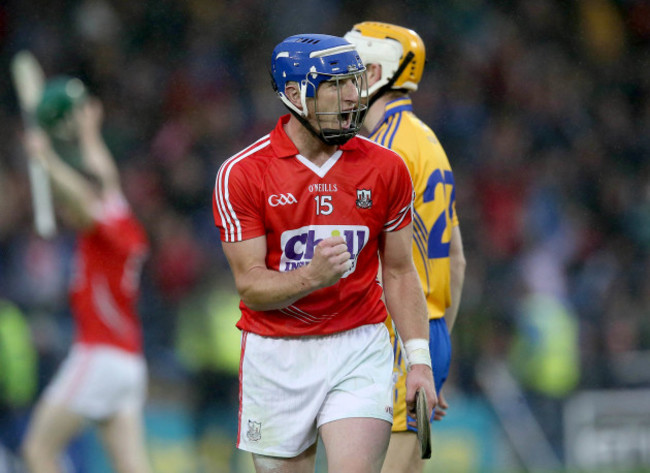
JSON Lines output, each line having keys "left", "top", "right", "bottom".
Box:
{"left": 213, "top": 34, "right": 436, "bottom": 473}
{"left": 20, "top": 94, "right": 152, "bottom": 473}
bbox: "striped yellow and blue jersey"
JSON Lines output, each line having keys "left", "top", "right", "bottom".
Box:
{"left": 369, "top": 97, "right": 458, "bottom": 319}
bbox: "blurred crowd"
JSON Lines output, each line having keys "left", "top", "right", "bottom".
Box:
{"left": 1, "top": 0, "right": 649, "bottom": 442}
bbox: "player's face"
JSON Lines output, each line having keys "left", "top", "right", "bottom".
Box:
{"left": 314, "top": 76, "right": 361, "bottom": 130}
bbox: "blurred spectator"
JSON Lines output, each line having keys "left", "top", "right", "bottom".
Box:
{"left": 0, "top": 299, "right": 38, "bottom": 453}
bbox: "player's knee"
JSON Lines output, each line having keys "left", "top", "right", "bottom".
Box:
{"left": 110, "top": 452, "right": 151, "bottom": 473}
{"left": 22, "top": 431, "right": 67, "bottom": 469}
{"left": 110, "top": 456, "right": 134, "bottom": 473}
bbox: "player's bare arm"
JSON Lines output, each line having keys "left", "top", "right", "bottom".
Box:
{"left": 444, "top": 225, "right": 466, "bottom": 333}
{"left": 379, "top": 223, "right": 437, "bottom": 420}
{"left": 74, "top": 99, "right": 121, "bottom": 194}
{"left": 22, "top": 128, "right": 98, "bottom": 229}
{"left": 430, "top": 226, "right": 465, "bottom": 423}
{"left": 223, "top": 235, "right": 351, "bottom": 311}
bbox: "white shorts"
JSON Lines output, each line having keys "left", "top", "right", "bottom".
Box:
{"left": 237, "top": 323, "right": 393, "bottom": 457}
{"left": 43, "top": 344, "right": 147, "bottom": 421}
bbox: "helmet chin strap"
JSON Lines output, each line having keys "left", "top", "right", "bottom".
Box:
{"left": 288, "top": 109, "right": 356, "bottom": 146}
{"left": 320, "top": 128, "right": 359, "bottom": 145}
{"left": 368, "top": 51, "right": 415, "bottom": 108}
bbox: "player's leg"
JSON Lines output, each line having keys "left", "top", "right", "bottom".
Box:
{"left": 21, "top": 399, "right": 85, "bottom": 473}
{"left": 382, "top": 315, "right": 417, "bottom": 473}
{"left": 382, "top": 317, "right": 451, "bottom": 473}
{"left": 97, "top": 409, "right": 152, "bottom": 473}
{"left": 237, "top": 332, "right": 325, "bottom": 472}
{"left": 95, "top": 347, "right": 151, "bottom": 473}
{"left": 22, "top": 346, "right": 92, "bottom": 473}
{"left": 381, "top": 432, "right": 423, "bottom": 473}
{"left": 320, "top": 417, "right": 391, "bottom": 473}
{"left": 251, "top": 443, "right": 317, "bottom": 473}
{"left": 318, "top": 323, "right": 394, "bottom": 472}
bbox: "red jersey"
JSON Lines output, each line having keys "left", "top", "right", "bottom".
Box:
{"left": 69, "top": 192, "right": 149, "bottom": 353}
{"left": 213, "top": 114, "right": 414, "bottom": 337}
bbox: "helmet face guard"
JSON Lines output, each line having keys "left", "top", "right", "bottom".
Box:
{"left": 271, "top": 34, "right": 368, "bottom": 145}
{"left": 310, "top": 71, "right": 367, "bottom": 145}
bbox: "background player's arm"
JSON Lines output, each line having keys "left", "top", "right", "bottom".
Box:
{"left": 222, "top": 235, "right": 351, "bottom": 311}
{"left": 444, "top": 225, "right": 466, "bottom": 333}
{"left": 379, "top": 223, "right": 437, "bottom": 416}
{"left": 74, "top": 99, "right": 121, "bottom": 195}
{"left": 22, "top": 129, "right": 99, "bottom": 230}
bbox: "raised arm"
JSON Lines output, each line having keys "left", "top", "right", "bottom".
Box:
{"left": 222, "top": 235, "right": 351, "bottom": 311}
{"left": 74, "top": 98, "right": 121, "bottom": 195}
{"left": 22, "top": 128, "right": 99, "bottom": 230}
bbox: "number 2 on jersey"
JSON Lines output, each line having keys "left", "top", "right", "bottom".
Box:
{"left": 423, "top": 169, "right": 455, "bottom": 259}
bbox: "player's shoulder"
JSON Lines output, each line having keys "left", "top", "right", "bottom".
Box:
{"left": 349, "top": 135, "right": 412, "bottom": 186}
{"left": 397, "top": 110, "right": 436, "bottom": 138}
{"left": 407, "top": 113, "right": 444, "bottom": 148}
{"left": 395, "top": 112, "right": 450, "bottom": 162}
{"left": 352, "top": 134, "right": 406, "bottom": 164}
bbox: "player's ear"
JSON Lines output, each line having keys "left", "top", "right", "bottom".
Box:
{"left": 366, "top": 63, "right": 382, "bottom": 87}
{"left": 284, "top": 82, "right": 302, "bottom": 109}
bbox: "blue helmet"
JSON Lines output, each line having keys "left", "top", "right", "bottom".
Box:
{"left": 271, "top": 34, "right": 367, "bottom": 145}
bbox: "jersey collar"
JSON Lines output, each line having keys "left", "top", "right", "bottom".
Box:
{"left": 369, "top": 97, "right": 413, "bottom": 136}
{"left": 270, "top": 114, "right": 360, "bottom": 158}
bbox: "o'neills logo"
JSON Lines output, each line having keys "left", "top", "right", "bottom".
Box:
{"left": 308, "top": 183, "right": 338, "bottom": 192}
{"left": 268, "top": 193, "right": 297, "bottom": 207}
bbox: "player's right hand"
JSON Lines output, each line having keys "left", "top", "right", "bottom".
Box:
{"left": 307, "top": 236, "right": 351, "bottom": 288}
{"left": 405, "top": 364, "right": 437, "bottom": 427}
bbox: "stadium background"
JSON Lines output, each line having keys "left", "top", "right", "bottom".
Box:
{"left": 1, "top": 0, "right": 649, "bottom": 472}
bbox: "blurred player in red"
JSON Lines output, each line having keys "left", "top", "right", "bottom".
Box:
{"left": 20, "top": 94, "right": 152, "bottom": 473}
{"left": 213, "top": 34, "right": 437, "bottom": 473}
{"left": 345, "top": 22, "right": 467, "bottom": 473}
